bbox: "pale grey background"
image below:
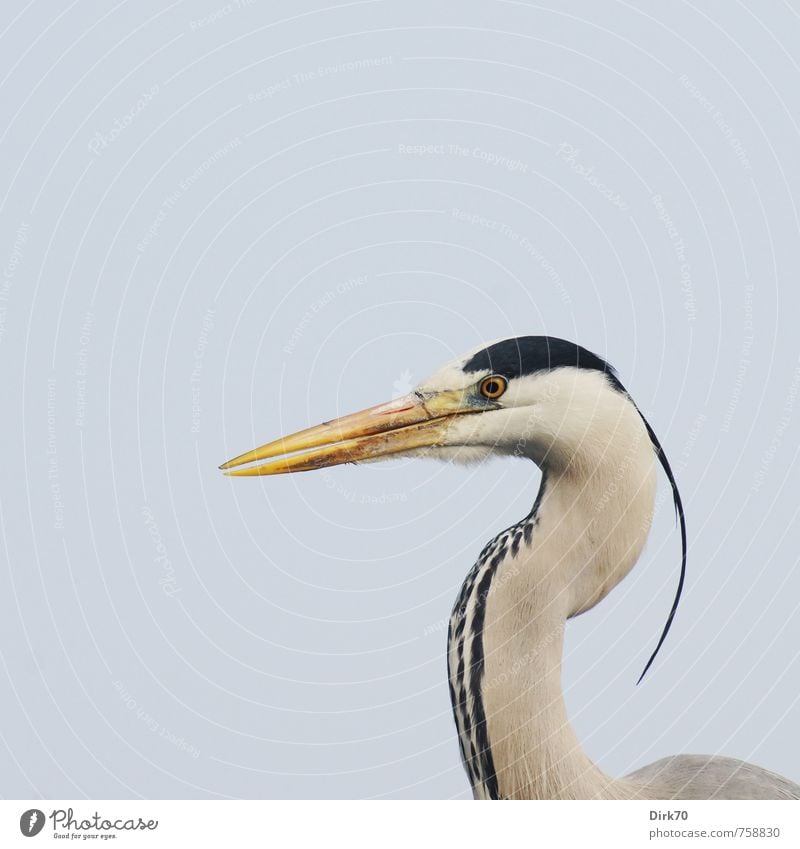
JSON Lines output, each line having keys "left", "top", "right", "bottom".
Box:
{"left": 1, "top": 0, "right": 799, "bottom": 799}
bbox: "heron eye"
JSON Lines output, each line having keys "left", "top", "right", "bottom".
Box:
{"left": 479, "top": 375, "right": 508, "bottom": 399}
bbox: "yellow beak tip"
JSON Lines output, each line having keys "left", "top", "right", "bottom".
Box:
{"left": 221, "top": 464, "right": 259, "bottom": 476}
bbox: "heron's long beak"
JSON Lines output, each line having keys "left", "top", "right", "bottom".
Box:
{"left": 219, "top": 390, "right": 474, "bottom": 476}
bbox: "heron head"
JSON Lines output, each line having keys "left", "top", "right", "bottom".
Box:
{"left": 220, "top": 334, "right": 687, "bottom": 684}
{"left": 219, "top": 335, "right": 638, "bottom": 476}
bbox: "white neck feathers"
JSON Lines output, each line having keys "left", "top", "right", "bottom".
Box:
{"left": 478, "top": 381, "right": 658, "bottom": 799}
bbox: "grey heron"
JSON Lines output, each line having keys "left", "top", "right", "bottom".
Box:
{"left": 220, "top": 336, "right": 800, "bottom": 800}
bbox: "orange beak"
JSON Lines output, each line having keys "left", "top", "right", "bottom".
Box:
{"left": 219, "top": 390, "right": 474, "bottom": 477}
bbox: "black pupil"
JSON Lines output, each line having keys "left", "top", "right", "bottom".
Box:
{"left": 485, "top": 380, "right": 500, "bottom": 395}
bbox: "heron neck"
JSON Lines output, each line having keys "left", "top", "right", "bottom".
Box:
{"left": 479, "top": 440, "right": 657, "bottom": 799}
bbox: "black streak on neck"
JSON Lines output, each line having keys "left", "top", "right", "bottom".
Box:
{"left": 456, "top": 471, "right": 549, "bottom": 799}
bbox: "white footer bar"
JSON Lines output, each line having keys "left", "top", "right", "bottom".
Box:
{"left": 2, "top": 799, "right": 798, "bottom": 848}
